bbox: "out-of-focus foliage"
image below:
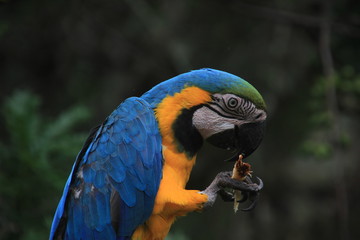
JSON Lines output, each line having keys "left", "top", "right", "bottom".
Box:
{"left": 301, "top": 75, "right": 333, "bottom": 159}
{"left": 0, "top": 91, "right": 90, "bottom": 240}
{"left": 0, "top": 0, "right": 360, "bottom": 239}
{"left": 301, "top": 66, "right": 360, "bottom": 159}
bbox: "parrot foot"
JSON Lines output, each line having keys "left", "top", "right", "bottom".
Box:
{"left": 201, "top": 171, "right": 263, "bottom": 211}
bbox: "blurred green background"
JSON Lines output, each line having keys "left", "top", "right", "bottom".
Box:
{"left": 1, "top": 0, "right": 360, "bottom": 239}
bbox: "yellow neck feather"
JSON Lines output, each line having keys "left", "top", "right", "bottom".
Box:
{"left": 154, "top": 86, "right": 211, "bottom": 155}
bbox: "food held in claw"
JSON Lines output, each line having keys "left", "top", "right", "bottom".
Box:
{"left": 231, "top": 154, "right": 253, "bottom": 213}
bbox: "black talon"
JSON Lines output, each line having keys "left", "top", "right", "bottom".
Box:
{"left": 240, "top": 176, "right": 262, "bottom": 211}
{"left": 241, "top": 192, "right": 260, "bottom": 211}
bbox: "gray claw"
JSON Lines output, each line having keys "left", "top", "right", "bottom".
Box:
{"left": 201, "top": 171, "right": 263, "bottom": 210}
{"left": 241, "top": 192, "right": 260, "bottom": 211}
{"left": 240, "top": 176, "right": 263, "bottom": 211}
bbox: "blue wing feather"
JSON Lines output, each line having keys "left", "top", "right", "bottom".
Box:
{"left": 50, "top": 97, "right": 163, "bottom": 239}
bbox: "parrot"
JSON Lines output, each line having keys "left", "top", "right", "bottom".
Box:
{"left": 49, "top": 68, "right": 267, "bottom": 240}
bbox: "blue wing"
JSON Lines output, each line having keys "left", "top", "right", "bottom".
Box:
{"left": 50, "top": 97, "right": 163, "bottom": 240}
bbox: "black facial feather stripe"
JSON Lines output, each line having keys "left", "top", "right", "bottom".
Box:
{"left": 206, "top": 104, "right": 240, "bottom": 119}
{"left": 238, "top": 99, "right": 256, "bottom": 114}
{"left": 208, "top": 101, "right": 236, "bottom": 116}
{"left": 210, "top": 95, "right": 257, "bottom": 119}
{"left": 223, "top": 100, "right": 244, "bottom": 116}
{"left": 219, "top": 103, "right": 244, "bottom": 118}
{"left": 224, "top": 99, "right": 245, "bottom": 117}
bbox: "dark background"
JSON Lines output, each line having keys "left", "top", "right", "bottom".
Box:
{"left": 1, "top": 0, "right": 360, "bottom": 239}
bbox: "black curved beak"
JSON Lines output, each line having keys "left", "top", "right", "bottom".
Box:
{"left": 206, "top": 120, "right": 266, "bottom": 161}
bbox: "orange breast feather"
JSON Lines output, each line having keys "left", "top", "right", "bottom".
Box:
{"left": 132, "top": 87, "right": 211, "bottom": 240}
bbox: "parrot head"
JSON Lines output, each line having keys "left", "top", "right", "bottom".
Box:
{"left": 192, "top": 92, "right": 266, "bottom": 161}
{"left": 142, "top": 68, "right": 267, "bottom": 160}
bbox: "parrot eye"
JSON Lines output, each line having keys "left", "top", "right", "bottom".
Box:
{"left": 227, "top": 98, "right": 239, "bottom": 108}
{"left": 208, "top": 94, "right": 260, "bottom": 121}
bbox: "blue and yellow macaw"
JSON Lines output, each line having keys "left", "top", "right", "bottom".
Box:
{"left": 50, "top": 68, "right": 267, "bottom": 240}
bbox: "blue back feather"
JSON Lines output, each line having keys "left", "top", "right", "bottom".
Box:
{"left": 50, "top": 97, "right": 162, "bottom": 239}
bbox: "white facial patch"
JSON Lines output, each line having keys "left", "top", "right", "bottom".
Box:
{"left": 192, "top": 106, "right": 245, "bottom": 139}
